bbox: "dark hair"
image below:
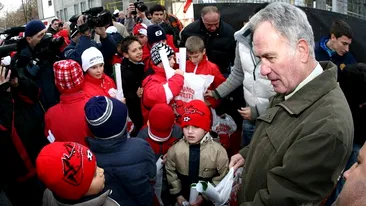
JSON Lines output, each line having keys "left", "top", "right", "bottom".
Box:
{"left": 149, "top": 4, "right": 165, "bottom": 15}
{"left": 330, "top": 19, "right": 353, "bottom": 39}
{"left": 51, "top": 19, "right": 59, "bottom": 24}
{"left": 121, "top": 36, "right": 140, "bottom": 54}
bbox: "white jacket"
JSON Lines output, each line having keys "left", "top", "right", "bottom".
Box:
{"left": 214, "top": 25, "right": 275, "bottom": 120}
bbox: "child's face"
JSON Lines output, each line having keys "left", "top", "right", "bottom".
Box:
{"left": 85, "top": 166, "right": 105, "bottom": 196}
{"left": 157, "top": 55, "right": 175, "bottom": 68}
{"left": 124, "top": 41, "right": 143, "bottom": 63}
{"left": 87, "top": 63, "right": 104, "bottom": 79}
{"left": 183, "top": 125, "right": 206, "bottom": 144}
{"left": 137, "top": 34, "right": 148, "bottom": 46}
{"left": 188, "top": 50, "right": 205, "bottom": 65}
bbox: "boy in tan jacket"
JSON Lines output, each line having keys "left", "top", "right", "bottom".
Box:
{"left": 165, "top": 100, "right": 229, "bottom": 206}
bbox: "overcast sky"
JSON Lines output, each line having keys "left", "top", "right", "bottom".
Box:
{"left": 1, "top": 0, "right": 22, "bottom": 12}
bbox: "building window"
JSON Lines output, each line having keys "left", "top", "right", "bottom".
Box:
{"left": 60, "top": 10, "right": 64, "bottom": 21}
{"left": 56, "top": 11, "right": 59, "bottom": 18}
{"left": 48, "top": 0, "right": 52, "bottom": 6}
{"left": 80, "top": 2, "right": 86, "bottom": 12}
{"left": 88, "top": 0, "right": 93, "bottom": 8}
{"left": 64, "top": 8, "right": 68, "bottom": 21}
{"left": 74, "top": 4, "right": 79, "bottom": 14}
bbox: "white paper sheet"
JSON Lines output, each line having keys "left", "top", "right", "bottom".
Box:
{"left": 114, "top": 63, "right": 124, "bottom": 99}
{"left": 154, "top": 157, "right": 164, "bottom": 205}
{"left": 189, "top": 183, "right": 199, "bottom": 204}
{"left": 159, "top": 49, "right": 175, "bottom": 80}
{"left": 179, "top": 48, "right": 186, "bottom": 72}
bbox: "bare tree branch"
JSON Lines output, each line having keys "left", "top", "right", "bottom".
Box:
{"left": 0, "top": 2, "right": 4, "bottom": 11}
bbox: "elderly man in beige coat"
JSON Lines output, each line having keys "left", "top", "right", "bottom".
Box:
{"left": 229, "top": 2, "right": 354, "bottom": 205}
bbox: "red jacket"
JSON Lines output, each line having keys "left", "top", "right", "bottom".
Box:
{"left": 185, "top": 56, "right": 225, "bottom": 108}
{"left": 83, "top": 73, "right": 117, "bottom": 99}
{"left": 141, "top": 64, "right": 184, "bottom": 123}
{"left": 45, "top": 92, "right": 92, "bottom": 146}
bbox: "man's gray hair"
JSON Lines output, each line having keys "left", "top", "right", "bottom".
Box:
{"left": 248, "top": 2, "right": 315, "bottom": 56}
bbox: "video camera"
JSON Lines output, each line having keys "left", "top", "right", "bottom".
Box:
{"left": 132, "top": 0, "right": 148, "bottom": 15}
{"left": 34, "top": 33, "right": 64, "bottom": 59}
{"left": 71, "top": 7, "right": 113, "bottom": 33}
{"left": 0, "top": 26, "right": 25, "bottom": 58}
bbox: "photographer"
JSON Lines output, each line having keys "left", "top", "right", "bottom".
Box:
{"left": 63, "top": 14, "right": 117, "bottom": 76}
{"left": 125, "top": 2, "right": 152, "bottom": 34}
{"left": 0, "top": 62, "right": 47, "bottom": 205}
{"left": 11, "top": 20, "right": 61, "bottom": 111}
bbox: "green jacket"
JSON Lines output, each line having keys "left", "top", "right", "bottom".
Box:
{"left": 238, "top": 61, "right": 353, "bottom": 205}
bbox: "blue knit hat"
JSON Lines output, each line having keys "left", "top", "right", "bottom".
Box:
{"left": 25, "top": 20, "right": 46, "bottom": 37}
{"left": 85, "top": 96, "right": 128, "bottom": 139}
{"left": 147, "top": 25, "right": 167, "bottom": 45}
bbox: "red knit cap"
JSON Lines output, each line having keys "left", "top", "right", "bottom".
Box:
{"left": 53, "top": 59, "right": 84, "bottom": 94}
{"left": 148, "top": 103, "right": 175, "bottom": 142}
{"left": 133, "top": 23, "right": 147, "bottom": 36}
{"left": 36, "top": 142, "right": 96, "bottom": 200}
{"left": 181, "top": 100, "right": 211, "bottom": 132}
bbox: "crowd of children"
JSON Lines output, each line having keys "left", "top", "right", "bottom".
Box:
{"left": 6, "top": 17, "right": 232, "bottom": 206}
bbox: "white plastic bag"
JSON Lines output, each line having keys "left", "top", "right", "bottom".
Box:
{"left": 211, "top": 114, "right": 237, "bottom": 136}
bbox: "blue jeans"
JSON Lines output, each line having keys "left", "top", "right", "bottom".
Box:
{"left": 325, "top": 144, "right": 362, "bottom": 205}
{"left": 241, "top": 119, "right": 256, "bottom": 147}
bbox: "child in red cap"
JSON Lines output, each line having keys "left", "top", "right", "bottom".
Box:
{"left": 45, "top": 59, "right": 92, "bottom": 146}
{"left": 36, "top": 142, "right": 118, "bottom": 205}
{"left": 137, "top": 103, "right": 183, "bottom": 160}
{"left": 165, "top": 100, "right": 229, "bottom": 206}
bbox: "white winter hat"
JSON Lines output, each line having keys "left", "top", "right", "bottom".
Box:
{"left": 81, "top": 47, "right": 104, "bottom": 72}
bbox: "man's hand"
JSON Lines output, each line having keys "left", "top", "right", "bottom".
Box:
{"left": 176, "top": 195, "right": 187, "bottom": 206}
{"left": 190, "top": 195, "right": 204, "bottom": 206}
{"left": 0, "top": 66, "right": 11, "bottom": 85}
{"left": 174, "top": 69, "right": 184, "bottom": 76}
{"left": 229, "top": 153, "right": 245, "bottom": 171}
{"left": 136, "top": 87, "right": 143, "bottom": 98}
{"left": 204, "top": 90, "right": 214, "bottom": 98}
{"left": 95, "top": 27, "right": 107, "bottom": 39}
{"left": 204, "top": 99, "right": 211, "bottom": 107}
{"left": 77, "top": 15, "right": 86, "bottom": 26}
{"left": 127, "top": 3, "right": 135, "bottom": 17}
{"left": 137, "top": 9, "right": 146, "bottom": 19}
{"left": 238, "top": 107, "right": 252, "bottom": 120}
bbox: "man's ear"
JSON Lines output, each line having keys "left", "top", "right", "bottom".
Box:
{"left": 330, "top": 33, "right": 337, "bottom": 41}
{"left": 122, "top": 52, "right": 129, "bottom": 59}
{"left": 202, "top": 48, "right": 206, "bottom": 56}
{"left": 297, "top": 39, "right": 310, "bottom": 63}
{"left": 26, "top": 37, "right": 32, "bottom": 45}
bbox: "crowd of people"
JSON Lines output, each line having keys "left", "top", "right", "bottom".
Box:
{"left": 0, "top": 1, "right": 365, "bottom": 206}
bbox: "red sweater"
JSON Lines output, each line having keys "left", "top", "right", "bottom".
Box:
{"left": 185, "top": 56, "right": 225, "bottom": 108}
{"left": 83, "top": 73, "right": 117, "bottom": 99}
{"left": 44, "top": 91, "right": 92, "bottom": 146}
{"left": 141, "top": 64, "right": 184, "bottom": 124}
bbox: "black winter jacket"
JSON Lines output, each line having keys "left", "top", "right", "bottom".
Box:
{"left": 121, "top": 58, "right": 145, "bottom": 136}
